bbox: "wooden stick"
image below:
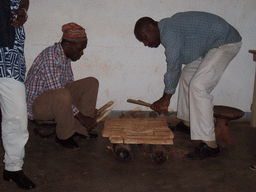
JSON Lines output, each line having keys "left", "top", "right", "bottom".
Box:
{"left": 127, "top": 99, "right": 151, "bottom": 107}
{"left": 97, "top": 101, "right": 114, "bottom": 116}
{"left": 127, "top": 99, "right": 168, "bottom": 115}
{"left": 96, "top": 108, "right": 112, "bottom": 123}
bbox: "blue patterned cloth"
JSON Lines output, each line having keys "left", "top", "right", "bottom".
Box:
{"left": 158, "top": 11, "right": 242, "bottom": 94}
{"left": 0, "top": 0, "right": 26, "bottom": 83}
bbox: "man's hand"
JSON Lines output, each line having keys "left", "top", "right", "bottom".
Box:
{"left": 150, "top": 93, "right": 172, "bottom": 115}
{"left": 75, "top": 112, "right": 97, "bottom": 132}
{"left": 11, "top": 8, "right": 28, "bottom": 28}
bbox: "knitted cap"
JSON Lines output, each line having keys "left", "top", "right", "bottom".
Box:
{"left": 62, "top": 22, "right": 87, "bottom": 41}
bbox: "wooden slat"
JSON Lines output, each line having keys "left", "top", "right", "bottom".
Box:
{"left": 124, "top": 138, "right": 173, "bottom": 145}
{"left": 122, "top": 135, "right": 173, "bottom": 140}
{"left": 110, "top": 137, "right": 124, "bottom": 144}
{"left": 154, "top": 131, "right": 174, "bottom": 137}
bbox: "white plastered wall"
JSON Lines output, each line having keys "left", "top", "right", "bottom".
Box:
{"left": 24, "top": 0, "right": 256, "bottom": 113}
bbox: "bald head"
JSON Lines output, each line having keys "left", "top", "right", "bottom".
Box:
{"left": 134, "top": 17, "right": 157, "bottom": 38}
{"left": 134, "top": 17, "right": 160, "bottom": 48}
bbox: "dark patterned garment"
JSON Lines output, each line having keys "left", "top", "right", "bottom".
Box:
{"left": 0, "top": 0, "right": 15, "bottom": 48}
{"left": 0, "top": 0, "right": 26, "bottom": 83}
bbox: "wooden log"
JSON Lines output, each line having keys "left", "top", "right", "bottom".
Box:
{"left": 113, "top": 144, "right": 132, "bottom": 161}
{"left": 150, "top": 145, "right": 168, "bottom": 165}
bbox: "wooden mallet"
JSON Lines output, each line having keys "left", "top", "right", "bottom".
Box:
{"left": 96, "top": 108, "right": 112, "bottom": 123}
{"left": 127, "top": 99, "right": 168, "bottom": 115}
{"left": 96, "top": 101, "right": 114, "bottom": 117}
{"left": 95, "top": 101, "right": 114, "bottom": 123}
{"left": 127, "top": 99, "right": 152, "bottom": 107}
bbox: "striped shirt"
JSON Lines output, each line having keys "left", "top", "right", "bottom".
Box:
{"left": 25, "top": 42, "right": 78, "bottom": 119}
{"left": 158, "top": 11, "right": 242, "bottom": 94}
{"left": 0, "top": 0, "right": 26, "bottom": 83}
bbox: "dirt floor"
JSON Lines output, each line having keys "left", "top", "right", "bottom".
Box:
{"left": 1, "top": 111, "right": 256, "bottom": 192}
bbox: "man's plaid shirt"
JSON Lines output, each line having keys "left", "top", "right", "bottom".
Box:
{"left": 25, "top": 42, "right": 78, "bottom": 119}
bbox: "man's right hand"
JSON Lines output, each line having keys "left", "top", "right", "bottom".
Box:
{"left": 150, "top": 93, "right": 172, "bottom": 115}
{"left": 75, "top": 112, "right": 97, "bottom": 132}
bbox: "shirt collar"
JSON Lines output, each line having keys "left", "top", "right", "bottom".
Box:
{"left": 55, "top": 42, "right": 71, "bottom": 62}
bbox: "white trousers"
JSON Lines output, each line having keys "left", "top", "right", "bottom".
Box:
{"left": 0, "top": 78, "right": 28, "bottom": 171}
{"left": 177, "top": 42, "right": 242, "bottom": 141}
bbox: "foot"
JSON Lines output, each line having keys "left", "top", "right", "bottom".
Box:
{"left": 3, "top": 170, "right": 36, "bottom": 190}
{"left": 55, "top": 136, "right": 79, "bottom": 149}
{"left": 184, "top": 142, "right": 220, "bottom": 161}
{"left": 174, "top": 122, "right": 190, "bottom": 135}
{"left": 73, "top": 132, "right": 98, "bottom": 139}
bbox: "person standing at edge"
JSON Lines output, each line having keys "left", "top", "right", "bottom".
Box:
{"left": 0, "top": 0, "right": 36, "bottom": 190}
{"left": 134, "top": 11, "right": 242, "bottom": 161}
{"left": 26, "top": 23, "right": 99, "bottom": 150}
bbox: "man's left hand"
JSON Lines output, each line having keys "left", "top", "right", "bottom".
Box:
{"left": 11, "top": 8, "right": 27, "bottom": 28}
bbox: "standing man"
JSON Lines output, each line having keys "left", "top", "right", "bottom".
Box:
{"left": 134, "top": 11, "right": 242, "bottom": 161}
{"left": 26, "top": 23, "right": 99, "bottom": 150}
{"left": 0, "top": 0, "right": 36, "bottom": 190}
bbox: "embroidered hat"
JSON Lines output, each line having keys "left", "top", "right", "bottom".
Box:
{"left": 62, "top": 22, "right": 87, "bottom": 41}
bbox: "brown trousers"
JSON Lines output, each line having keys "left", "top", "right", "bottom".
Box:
{"left": 32, "top": 77, "right": 99, "bottom": 140}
